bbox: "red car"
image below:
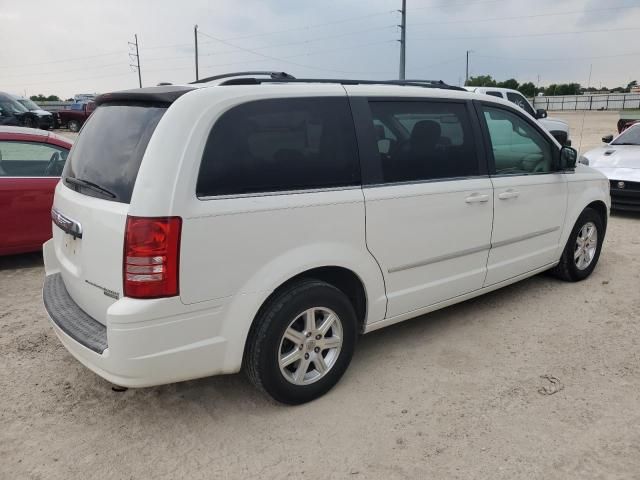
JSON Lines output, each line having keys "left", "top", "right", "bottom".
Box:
{"left": 0, "top": 126, "right": 72, "bottom": 255}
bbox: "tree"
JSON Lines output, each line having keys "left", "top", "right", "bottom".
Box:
{"left": 29, "top": 94, "right": 61, "bottom": 102}
{"left": 627, "top": 80, "right": 637, "bottom": 89}
{"left": 518, "top": 82, "right": 536, "bottom": 97}
{"left": 497, "top": 78, "right": 519, "bottom": 90}
{"left": 466, "top": 74, "right": 497, "bottom": 87}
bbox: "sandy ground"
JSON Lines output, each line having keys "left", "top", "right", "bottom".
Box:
{"left": 2, "top": 114, "right": 640, "bottom": 479}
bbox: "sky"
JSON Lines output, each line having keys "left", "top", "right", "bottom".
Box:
{"left": 1, "top": 0, "right": 640, "bottom": 99}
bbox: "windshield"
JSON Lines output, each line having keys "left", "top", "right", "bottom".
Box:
{"left": 18, "top": 99, "right": 41, "bottom": 111}
{"left": 62, "top": 103, "right": 167, "bottom": 203}
{"left": 612, "top": 125, "right": 640, "bottom": 146}
{"left": 0, "top": 98, "right": 28, "bottom": 114}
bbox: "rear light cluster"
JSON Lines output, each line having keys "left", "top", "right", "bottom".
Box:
{"left": 123, "top": 216, "right": 182, "bottom": 299}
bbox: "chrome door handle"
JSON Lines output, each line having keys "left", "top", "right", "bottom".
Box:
{"left": 465, "top": 193, "right": 490, "bottom": 204}
{"left": 498, "top": 189, "right": 520, "bottom": 200}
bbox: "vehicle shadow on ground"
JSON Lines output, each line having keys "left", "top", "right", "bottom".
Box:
{"left": 100, "top": 273, "right": 556, "bottom": 413}
{"left": 610, "top": 210, "right": 640, "bottom": 220}
{"left": 0, "top": 251, "right": 43, "bottom": 271}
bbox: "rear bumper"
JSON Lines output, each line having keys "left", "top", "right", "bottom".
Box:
{"left": 42, "top": 241, "right": 235, "bottom": 388}
{"left": 44, "top": 273, "right": 107, "bottom": 353}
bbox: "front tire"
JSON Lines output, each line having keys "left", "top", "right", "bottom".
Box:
{"left": 244, "top": 279, "right": 357, "bottom": 405}
{"left": 552, "top": 207, "right": 604, "bottom": 281}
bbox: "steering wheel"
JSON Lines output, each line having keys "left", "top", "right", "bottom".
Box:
{"left": 44, "top": 151, "right": 63, "bottom": 176}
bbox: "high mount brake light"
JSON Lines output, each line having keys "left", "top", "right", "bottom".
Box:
{"left": 123, "top": 216, "right": 181, "bottom": 299}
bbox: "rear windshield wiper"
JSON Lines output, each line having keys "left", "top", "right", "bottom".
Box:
{"left": 64, "top": 177, "right": 116, "bottom": 199}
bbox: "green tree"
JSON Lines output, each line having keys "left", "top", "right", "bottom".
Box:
{"left": 466, "top": 74, "right": 497, "bottom": 87}
{"left": 45, "top": 95, "right": 60, "bottom": 101}
{"left": 497, "top": 78, "right": 519, "bottom": 90}
{"left": 518, "top": 82, "right": 536, "bottom": 97}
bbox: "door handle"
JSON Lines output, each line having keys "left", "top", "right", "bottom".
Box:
{"left": 465, "top": 193, "right": 490, "bottom": 204}
{"left": 498, "top": 189, "right": 520, "bottom": 200}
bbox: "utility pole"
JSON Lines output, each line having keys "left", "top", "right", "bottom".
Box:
{"left": 398, "top": 0, "right": 406, "bottom": 80}
{"left": 129, "top": 34, "right": 142, "bottom": 88}
{"left": 194, "top": 25, "right": 199, "bottom": 82}
{"left": 465, "top": 50, "right": 471, "bottom": 86}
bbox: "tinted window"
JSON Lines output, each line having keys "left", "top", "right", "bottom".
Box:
{"left": 368, "top": 101, "right": 479, "bottom": 183}
{"left": 62, "top": 104, "right": 166, "bottom": 203}
{"left": 506, "top": 92, "right": 535, "bottom": 116}
{"left": 0, "top": 141, "right": 68, "bottom": 177}
{"left": 483, "top": 106, "right": 553, "bottom": 174}
{"left": 197, "top": 97, "right": 359, "bottom": 197}
{"left": 486, "top": 91, "right": 503, "bottom": 98}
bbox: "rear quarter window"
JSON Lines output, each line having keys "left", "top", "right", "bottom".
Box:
{"left": 196, "top": 97, "right": 360, "bottom": 197}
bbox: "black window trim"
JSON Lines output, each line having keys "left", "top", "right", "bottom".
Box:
{"left": 195, "top": 95, "right": 363, "bottom": 200}
{"left": 473, "top": 99, "right": 562, "bottom": 177}
{"left": 351, "top": 96, "right": 489, "bottom": 187}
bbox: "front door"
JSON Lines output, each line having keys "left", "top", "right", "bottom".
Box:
{"left": 479, "top": 103, "right": 568, "bottom": 286}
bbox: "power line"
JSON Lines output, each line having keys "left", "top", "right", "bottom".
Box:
{"left": 475, "top": 51, "right": 640, "bottom": 62}
{"left": 1, "top": 51, "right": 122, "bottom": 69}
{"left": 412, "top": 26, "right": 640, "bottom": 41}
{"left": 409, "top": 5, "right": 640, "bottom": 27}
{"left": 195, "top": 29, "right": 396, "bottom": 76}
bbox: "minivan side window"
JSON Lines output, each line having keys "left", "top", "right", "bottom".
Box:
{"left": 482, "top": 105, "right": 553, "bottom": 175}
{"left": 196, "top": 97, "right": 360, "bottom": 197}
{"left": 368, "top": 101, "right": 479, "bottom": 183}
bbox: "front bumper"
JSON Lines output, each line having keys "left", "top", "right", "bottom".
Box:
{"left": 38, "top": 115, "right": 53, "bottom": 129}
{"left": 609, "top": 180, "right": 640, "bottom": 211}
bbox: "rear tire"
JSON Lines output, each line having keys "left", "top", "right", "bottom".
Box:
{"left": 244, "top": 279, "right": 357, "bottom": 405}
{"left": 68, "top": 120, "right": 81, "bottom": 132}
{"left": 551, "top": 207, "right": 604, "bottom": 282}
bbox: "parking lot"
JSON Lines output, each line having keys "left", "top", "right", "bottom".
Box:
{"left": 1, "top": 112, "right": 639, "bottom": 479}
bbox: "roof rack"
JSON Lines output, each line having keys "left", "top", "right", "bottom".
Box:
{"left": 256, "top": 78, "right": 465, "bottom": 91}
{"left": 190, "top": 71, "right": 295, "bottom": 85}
{"left": 190, "top": 71, "right": 465, "bottom": 91}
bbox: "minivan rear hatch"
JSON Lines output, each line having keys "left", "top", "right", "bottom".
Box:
{"left": 51, "top": 86, "right": 193, "bottom": 325}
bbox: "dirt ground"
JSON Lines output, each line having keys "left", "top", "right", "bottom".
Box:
{"left": 2, "top": 113, "right": 640, "bottom": 479}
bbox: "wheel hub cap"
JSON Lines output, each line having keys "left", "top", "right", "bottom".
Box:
{"left": 574, "top": 221, "right": 598, "bottom": 271}
{"left": 278, "top": 307, "right": 343, "bottom": 385}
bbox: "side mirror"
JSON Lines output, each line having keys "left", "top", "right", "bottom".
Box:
{"left": 536, "top": 109, "right": 548, "bottom": 119}
{"left": 559, "top": 146, "right": 577, "bottom": 170}
{"left": 602, "top": 134, "right": 614, "bottom": 143}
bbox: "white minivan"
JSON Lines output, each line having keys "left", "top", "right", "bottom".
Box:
{"left": 43, "top": 74, "right": 610, "bottom": 404}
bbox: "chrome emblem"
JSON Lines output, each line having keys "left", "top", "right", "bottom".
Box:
{"left": 617, "top": 181, "right": 625, "bottom": 189}
{"left": 51, "top": 208, "right": 83, "bottom": 239}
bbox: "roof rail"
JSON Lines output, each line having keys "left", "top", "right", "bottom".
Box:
{"left": 190, "top": 71, "right": 296, "bottom": 85}
{"left": 245, "top": 77, "right": 465, "bottom": 91}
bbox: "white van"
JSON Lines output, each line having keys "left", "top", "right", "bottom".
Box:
{"left": 43, "top": 74, "right": 610, "bottom": 404}
{"left": 464, "top": 86, "right": 571, "bottom": 146}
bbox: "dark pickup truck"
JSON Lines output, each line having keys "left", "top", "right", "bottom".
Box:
{"left": 55, "top": 102, "right": 95, "bottom": 132}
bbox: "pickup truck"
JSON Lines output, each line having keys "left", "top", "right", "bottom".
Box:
{"left": 55, "top": 102, "right": 95, "bottom": 132}
{"left": 465, "top": 87, "right": 572, "bottom": 146}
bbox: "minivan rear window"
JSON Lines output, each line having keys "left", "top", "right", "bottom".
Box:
{"left": 62, "top": 103, "right": 166, "bottom": 203}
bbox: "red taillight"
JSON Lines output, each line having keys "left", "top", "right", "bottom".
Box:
{"left": 123, "top": 216, "right": 182, "bottom": 299}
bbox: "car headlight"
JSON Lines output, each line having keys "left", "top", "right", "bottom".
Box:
{"left": 578, "top": 155, "right": 589, "bottom": 165}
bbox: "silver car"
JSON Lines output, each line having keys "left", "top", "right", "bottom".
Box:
{"left": 580, "top": 123, "right": 640, "bottom": 212}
